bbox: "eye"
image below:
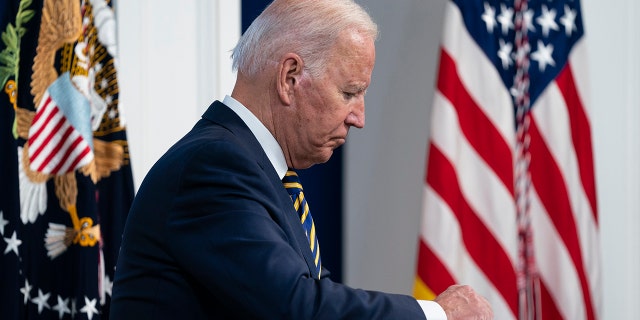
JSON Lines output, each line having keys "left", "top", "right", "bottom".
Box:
{"left": 342, "top": 91, "right": 356, "bottom": 99}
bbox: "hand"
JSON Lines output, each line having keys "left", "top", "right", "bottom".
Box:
{"left": 434, "top": 284, "right": 493, "bottom": 320}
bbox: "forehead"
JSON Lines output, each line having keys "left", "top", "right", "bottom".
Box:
{"left": 324, "top": 30, "right": 376, "bottom": 83}
{"left": 333, "top": 30, "right": 375, "bottom": 61}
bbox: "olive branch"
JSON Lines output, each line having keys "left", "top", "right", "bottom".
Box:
{"left": 1, "top": 0, "right": 34, "bottom": 138}
{"left": 0, "top": 0, "right": 35, "bottom": 89}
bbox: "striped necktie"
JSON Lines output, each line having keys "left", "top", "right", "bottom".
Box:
{"left": 282, "top": 170, "right": 322, "bottom": 278}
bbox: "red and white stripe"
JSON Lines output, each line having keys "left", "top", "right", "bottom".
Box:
{"left": 28, "top": 91, "right": 94, "bottom": 175}
{"left": 414, "top": 2, "right": 601, "bottom": 319}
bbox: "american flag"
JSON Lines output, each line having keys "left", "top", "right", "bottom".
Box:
{"left": 413, "top": 0, "right": 601, "bottom": 319}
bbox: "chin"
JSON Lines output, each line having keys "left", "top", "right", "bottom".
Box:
{"left": 295, "top": 148, "right": 336, "bottom": 169}
{"left": 318, "top": 150, "right": 334, "bottom": 164}
{"left": 309, "top": 151, "right": 334, "bottom": 167}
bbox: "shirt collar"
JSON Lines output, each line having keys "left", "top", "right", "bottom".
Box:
{"left": 222, "top": 95, "right": 288, "bottom": 179}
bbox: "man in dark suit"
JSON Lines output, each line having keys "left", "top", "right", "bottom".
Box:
{"left": 110, "top": 0, "right": 493, "bottom": 318}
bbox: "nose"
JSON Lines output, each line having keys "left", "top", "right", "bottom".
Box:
{"left": 346, "top": 101, "right": 365, "bottom": 129}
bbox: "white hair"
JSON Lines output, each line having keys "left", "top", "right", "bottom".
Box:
{"left": 232, "top": 0, "right": 378, "bottom": 78}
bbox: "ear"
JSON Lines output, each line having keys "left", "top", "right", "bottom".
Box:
{"left": 277, "top": 53, "right": 304, "bottom": 106}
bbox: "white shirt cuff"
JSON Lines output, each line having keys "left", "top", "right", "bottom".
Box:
{"left": 417, "top": 300, "right": 447, "bottom": 320}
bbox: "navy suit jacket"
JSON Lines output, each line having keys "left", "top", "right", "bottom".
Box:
{"left": 110, "top": 101, "right": 426, "bottom": 319}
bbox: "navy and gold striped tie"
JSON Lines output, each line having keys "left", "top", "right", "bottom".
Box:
{"left": 282, "top": 170, "right": 322, "bottom": 278}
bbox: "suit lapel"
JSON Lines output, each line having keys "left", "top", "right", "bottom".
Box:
{"left": 201, "top": 101, "right": 321, "bottom": 278}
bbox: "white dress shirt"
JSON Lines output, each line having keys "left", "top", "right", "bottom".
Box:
{"left": 222, "top": 95, "right": 447, "bottom": 320}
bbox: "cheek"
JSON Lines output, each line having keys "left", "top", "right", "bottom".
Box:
{"left": 297, "top": 86, "right": 346, "bottom": 131}
{"left": 299, "top": 90, "right": 325, "bottom": 118}
{"left": 317, "top": 110, "right": 349, "bottom": 135}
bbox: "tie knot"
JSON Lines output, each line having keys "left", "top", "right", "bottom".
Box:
{"left": 282, "top": 170, "right": 303, "bottom": 195}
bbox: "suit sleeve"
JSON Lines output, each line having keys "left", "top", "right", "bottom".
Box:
{"left": 163, "top": 140, "right": 426, "bottom": 319}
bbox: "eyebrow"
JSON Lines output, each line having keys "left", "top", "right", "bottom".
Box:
{"left": 345, "top": 84, "right": 368, "bottom": 93}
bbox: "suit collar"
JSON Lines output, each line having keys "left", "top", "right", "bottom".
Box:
{"left": 214, "top": 97, "right": 288, "bottom": 179}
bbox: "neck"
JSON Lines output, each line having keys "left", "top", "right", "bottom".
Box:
{"left": 231, "top": 71, "right": 295, "bottom": 169}
{"left": 231, "top": 73, "right": 277, "bottom": 134}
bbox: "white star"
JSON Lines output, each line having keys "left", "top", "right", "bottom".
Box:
{"left": 481, "top": 2, "right": 497, "bottom": 33}
{"left": 0, "top": 211, "right": 8, "bottom": 236}
{"left": 560, "top": 5, "right": 577, "bottom": 36}
{"left": 53, "top": 296, "right": 71, "bottom": 319}
{"left": 104, "top": 275, "right": 113, "bottom": 298}
{"left": 524, "top": 9, "right": 536, "bottom": 32}
{"left": 31, "top": 289, "right": 51, "bottom": 314}
{"left": 531, "top": 40, "right": 555, "bottom": 72}
{"left": 101, "top": 78, "right": 108, "bottom": 89}
{"left": 105, "top": 95, "right": 113, "bottom": 105}
{"left": 20, "top": 279, "right": 32, "bottom": 305}
{"left": 536, "top": 5, "right": 559, "bottom": 37}
{"left": 109, "top": 109, "right": 117, "bottom": 119}
{"left": 497, "top": 39, "right": 513, "bottom": 69}
{"left": 3, "top": 231, "right": 22, "bottom": 255}
{"left": 497, "top": 4, "right": 514, "bottom": 35}
{"left": 80, "top": 296, "right": 99, "bottom": 320}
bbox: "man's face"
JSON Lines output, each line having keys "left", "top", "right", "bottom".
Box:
{"left": 287, "top": 30, "right": 376, "bottom": 169}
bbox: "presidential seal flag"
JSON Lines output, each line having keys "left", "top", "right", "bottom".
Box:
{"left": 414, "top": 0, "right": 601, "bottom": 319}
{"left": 0, "top": 0, "right": 133, "bottom": 319}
